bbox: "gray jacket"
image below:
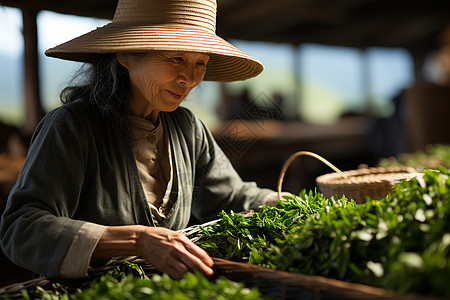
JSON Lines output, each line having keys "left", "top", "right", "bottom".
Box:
{"left": 0, "top": 100, "right": 273, "bottom": 278}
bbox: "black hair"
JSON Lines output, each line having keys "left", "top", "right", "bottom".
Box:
{"left": 60, "top": 54, "right": 131, "bottom": 130}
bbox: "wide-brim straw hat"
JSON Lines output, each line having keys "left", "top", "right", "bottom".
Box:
{"left": 45, "top": 0, "right": 263, "bottom": 82}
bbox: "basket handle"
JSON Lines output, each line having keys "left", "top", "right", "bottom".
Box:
{"left": 277, "top": 151, "right": 346, "bottom": 201}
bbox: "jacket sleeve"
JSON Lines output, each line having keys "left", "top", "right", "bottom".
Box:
{"left": 190, "top": 112, "right": 274, "bottom": 223}
{"left": 0, "top": 106, "right": 90, "bottom": 279}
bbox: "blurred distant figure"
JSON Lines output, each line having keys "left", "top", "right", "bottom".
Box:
{"left": 402, "top": 25, "right": 450, "bottom": 152}
{"left": 216, "top": 86, "right": 252, "bottom": 121}
{"left": 217, "top": 87, "right": 286, "bottom": 121}
{"left": 268, "top": 92, "right": 286, "bottom": 121}
{"left": 435, "top": 26, "right": 450, "bottom": 84}
{"left": 369, "top": 24, "right": 450, "bottom": 158}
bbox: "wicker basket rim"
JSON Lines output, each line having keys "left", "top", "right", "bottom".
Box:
{"left": 316, "top": 166, "right": 422, "bottom": 186}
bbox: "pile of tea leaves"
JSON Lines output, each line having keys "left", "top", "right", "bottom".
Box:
{"left": 196, "top": 190, "right": 355, "bottom": 262}
{"left": 196, "top": 166, "right": 450, "bottom": 297}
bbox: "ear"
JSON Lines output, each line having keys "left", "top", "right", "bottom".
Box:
{"left": 116, "top": 53, "right": 130, "bottom": 69}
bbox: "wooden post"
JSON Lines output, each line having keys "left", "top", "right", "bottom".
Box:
{"left": 294, "top": 45, "right": 302, "bottom": 120}
{"left": 22, "top": 7, "right": 45, "bottom": 136}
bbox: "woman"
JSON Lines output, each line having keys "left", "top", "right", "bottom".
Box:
{"left": 0, "top": 0, "right": 281, "bottom": 280}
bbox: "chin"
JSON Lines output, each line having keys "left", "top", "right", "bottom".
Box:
{"left": 163, "top": 105, "right": 181, "bottom": 112}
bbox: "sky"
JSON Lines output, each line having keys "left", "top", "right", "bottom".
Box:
{"left": 0, "top": 6, "right": 416, "bottom": 127}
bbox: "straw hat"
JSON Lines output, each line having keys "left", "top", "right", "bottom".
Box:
{"left": 45, "top": 0, "right": 264, "bottom": 82}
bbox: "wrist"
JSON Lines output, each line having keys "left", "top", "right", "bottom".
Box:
{"left": 92, "top": 225, "right": 144, "bottom": 260}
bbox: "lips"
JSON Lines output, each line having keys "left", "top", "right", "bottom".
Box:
{"left": 167, "top": 89, "right": 185, "bottom": 100}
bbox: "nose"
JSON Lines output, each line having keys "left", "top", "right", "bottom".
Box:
{"left": 177, "top": 64, "right": 197, "bottom": 87}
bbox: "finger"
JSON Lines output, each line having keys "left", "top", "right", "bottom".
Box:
{"left": 177, "top": 247, "right": 214, "bottom": 276}
{"left": 172, "top": 233, "right": 214, "bottom": 267}
{"left": 160, "top": 251, "right": 212, "bottom": 280}
{"left": 184, "top": 241, "right": 214, "bottom": 267}
{"left": 164, "top": 259, "right": 189, "bottom": 280}
{"left": 149, "top": 249, "right": 190, "bottom": 280}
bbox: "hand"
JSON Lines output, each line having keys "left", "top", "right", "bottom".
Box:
{"left": 262, "top": 191, "right": 293, "bottom": 207}
{"left": 136, "top": 226, "right": 214, "bottom": 279}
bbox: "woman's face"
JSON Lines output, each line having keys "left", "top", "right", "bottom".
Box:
{"left": 117, "top": 51, "right": 210, "bottom": 121}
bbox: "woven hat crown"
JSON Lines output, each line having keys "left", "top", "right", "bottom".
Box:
{"left": 113, "top": 0, "right": 217, "bottom": 33}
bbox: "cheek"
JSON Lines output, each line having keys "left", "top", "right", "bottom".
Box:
{"left": 130, "top": 68, "right": 159, "bottom": 96}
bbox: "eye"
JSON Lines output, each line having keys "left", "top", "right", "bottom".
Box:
{"left": 172, "top": 56, "right": 184, "bottom": 63}
{"left": 196, "top": 61, "right": 207, "bottom": 68}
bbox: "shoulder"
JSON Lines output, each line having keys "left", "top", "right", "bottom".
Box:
{"left": 32, "top": 100, "right": 93, "bottom": 142}
{"left": 41, "top": 100, "right": 90, "bottom": 124}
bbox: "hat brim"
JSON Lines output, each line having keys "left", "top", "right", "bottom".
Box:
{"left": 45, "top": 23, "right": 263, "bottom": 82}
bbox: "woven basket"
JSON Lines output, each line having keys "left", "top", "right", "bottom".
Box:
{"left": 316, "top": 166, "right": 421, "bottom": 204}
{"left": 0, "top": 277, "right": 50, "bottom": 299}
{"left": 277, "top": 151, "right": 422, "bottom": 204}
{"left": 0, "top": 256, "right": 157, "bottom": 299}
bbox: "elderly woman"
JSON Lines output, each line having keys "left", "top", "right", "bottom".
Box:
{"left": 0, "top": 0, "right": 281, "bottom": 280}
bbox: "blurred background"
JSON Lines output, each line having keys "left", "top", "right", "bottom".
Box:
{"left": 0, "top": 0, "right": 450, "bottom": 286}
